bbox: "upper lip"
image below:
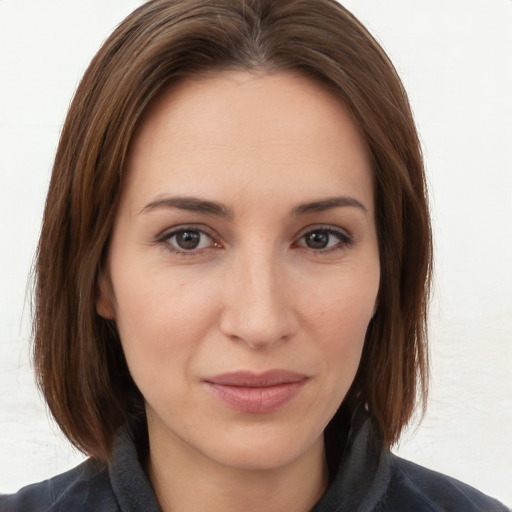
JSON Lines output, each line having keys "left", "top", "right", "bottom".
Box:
{"left": 204, "top": 370, "right": 309, "bottom": 387}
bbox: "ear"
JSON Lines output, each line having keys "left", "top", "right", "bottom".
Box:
{"left": 96, "top": 268, "right": 115, "bottom": 319}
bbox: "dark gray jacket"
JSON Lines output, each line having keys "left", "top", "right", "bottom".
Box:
{"left": 1, "top": 407, "right": 508, "bottom": 511}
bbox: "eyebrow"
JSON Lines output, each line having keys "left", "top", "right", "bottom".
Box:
{"left": 140, "top": 195, "right": 232, "bottom": 217}
{"left": 139, "top": 194, "right": 367, "bottom": 217}
{"left": 293, "top": 196, "right": 368, "bottom": 215}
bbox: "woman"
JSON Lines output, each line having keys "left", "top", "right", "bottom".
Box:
{"left": 1, "top": 0, "right": 508, "bottom": 511}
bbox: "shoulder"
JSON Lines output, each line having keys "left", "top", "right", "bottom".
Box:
{"left": 383, "top": 454, "right": 510, "bottom": 512}
{"left": 0, "top": 458, "right": 118, "bottom": 512}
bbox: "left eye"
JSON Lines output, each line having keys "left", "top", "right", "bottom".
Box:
{"left": 164, "top": 229, "right": 214, "bottom": 252}
{"left": 298, "top": 228, "right": 351, "bottom": 250}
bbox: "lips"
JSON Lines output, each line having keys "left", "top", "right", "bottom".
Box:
{"left": 203, "top": 370, "right": 308, "bottom": 413}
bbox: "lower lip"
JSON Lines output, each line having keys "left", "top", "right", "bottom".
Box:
{"left": 205, "top": 380, "right": 307, "bottom": 413}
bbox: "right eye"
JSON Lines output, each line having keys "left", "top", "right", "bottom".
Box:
{"left": 159, "top": 227, "right": 220, "bottom": 254}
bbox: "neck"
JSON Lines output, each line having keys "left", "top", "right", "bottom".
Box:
{"left": 146, "top": 422, "right": 329, "bottom": 512}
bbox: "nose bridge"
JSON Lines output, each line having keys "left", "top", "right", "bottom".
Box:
{"left": 220, "top": 244, "right": 295, "bottom": 348}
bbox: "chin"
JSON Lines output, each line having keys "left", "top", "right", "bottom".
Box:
{"left": 201, "top": 423, "right": 324, "bottom": 472}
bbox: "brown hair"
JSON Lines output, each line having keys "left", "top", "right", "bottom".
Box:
{"left": 34, "top": 0, "right": 432, "bottom": 461}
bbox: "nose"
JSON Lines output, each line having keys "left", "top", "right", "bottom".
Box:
{"left": 219, "top": 250, "right": 299, "bottom": 349}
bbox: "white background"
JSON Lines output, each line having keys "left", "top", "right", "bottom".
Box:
{"left": 1, "top": 0, "right": 511, "bottom": 506}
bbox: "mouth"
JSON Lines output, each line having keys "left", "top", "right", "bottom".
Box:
{"left": 203, "top": 370, "right": 309, "bottom": 414}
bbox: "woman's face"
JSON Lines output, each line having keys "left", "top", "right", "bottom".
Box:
{"left": 98, "top": 71, "right": 380, "bottom": 471}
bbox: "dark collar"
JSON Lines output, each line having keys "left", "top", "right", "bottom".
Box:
{"left": 313, "top": 406, "right": 392, "bottom": 511}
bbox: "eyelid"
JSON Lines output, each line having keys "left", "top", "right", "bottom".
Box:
{"left": 295, "top": 224, "right": 352, "bottom": 241}
{"left": 156, "top": 223, "right": 217, "bottom": 241}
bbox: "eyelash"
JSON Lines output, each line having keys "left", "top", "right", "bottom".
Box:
{"left": 156, "top": 225, "right": 353, "bottom": 255}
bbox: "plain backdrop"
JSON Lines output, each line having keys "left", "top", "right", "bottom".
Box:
{"left": 1, "top": 0, "right": 511, "bottom": 506}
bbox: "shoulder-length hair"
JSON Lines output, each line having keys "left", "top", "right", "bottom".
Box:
{"left": 34, "top": 0, "right": 432, "bottom": 461}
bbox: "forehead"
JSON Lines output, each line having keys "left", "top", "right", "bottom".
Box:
{"left": 122, "top": 70, "right": 373, "bottom": 212}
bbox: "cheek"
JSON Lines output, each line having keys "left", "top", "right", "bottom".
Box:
{"left": 303, "top": 270, "right": 378, "bottom": 377}
{"left": 306, "top": 271, "right": 377, "bottom": 335}
{"left": 318, "top": 301, "right": 369, "bottom": 377}
{"left": 111, "top": 265, "right": 221, "bottom": 376}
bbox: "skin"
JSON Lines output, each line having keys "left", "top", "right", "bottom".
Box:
{"left": 97, "top": 71, "right": 380, "bottom": 512}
